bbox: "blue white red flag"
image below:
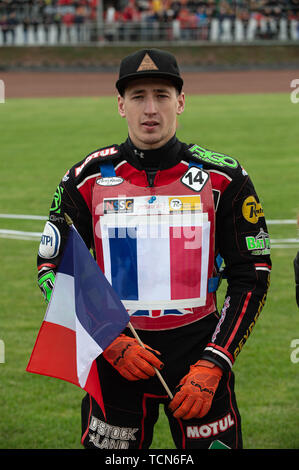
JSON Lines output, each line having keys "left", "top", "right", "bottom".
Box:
{"left": 100, "top": 212, "right": 211, "bottom": 310}
{"left": 26, "top": 225, "right": 130, "bottom": 417}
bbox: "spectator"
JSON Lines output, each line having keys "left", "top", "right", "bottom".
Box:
{"left": 177, "top": 3, "right": 193, "bottom": 39}
{"left": 187, "top": 0, "right": 198, "bottom": 14}
{"left": 152, "top": 0, "right": 163, "bottom": 15}
{"left": 0, "top": 14, "right": 8, "bottom": 44}
{"left": 120, "top": 0, "right": 141, "bottom": 40}
{"left": 62, "top": 10, "right": 74, "bottom": 41}
{"left": 258, "top": 4, "right": 277, "bottom": 39}
{"left": 122, "top": 0, "right": 141, "bottom": 21}
{"left": 89, "top": 0, "right": 98, "bottom": 20}
{"left": 139, "top": 3, "right": 157, "bottom": 41}
{"left": 155, "top": 1, "right": 173, "bottom": 40}
{"left": 31, "top": 16, "right": 40, "bottom": 42}
{"left": 104, "top": 3, "right": 117, "bottom": 41}
{"left": 53, "top": 12, "right": 62, "bottom": 42}
{"left": 74, "top": 5, "right": 86, "bottom": 42}
{"left": 168, "top": 0, "right": 181, "bottom": 19}
{"left": 43, "top": 13, "right": 52, "bottom": 43}
{"left": 7, "top": 11, "right": 18, "bottom": 43}
{"left": 196, "top": 5, "right": 209, "bottom": 39}
{"left": 22, "top": 16, "right": 31, "bottom": 44}
{"left": 136, "top": 0, "right": 150, "bottom": 12}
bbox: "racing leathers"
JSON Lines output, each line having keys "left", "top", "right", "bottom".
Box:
{"left": 37, "top": 135, "right": 271, "bottom": 449}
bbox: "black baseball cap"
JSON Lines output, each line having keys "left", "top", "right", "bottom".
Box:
{"left": 116, "top": 48, "right": 184, "bottom": 95}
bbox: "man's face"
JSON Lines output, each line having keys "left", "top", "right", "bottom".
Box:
{"left": 118, "top": 78, "right": 185, "bottom": 149}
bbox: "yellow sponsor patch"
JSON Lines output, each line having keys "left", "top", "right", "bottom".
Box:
{"left": 169, "top": 196, "right": 201, "bottom": 212}
{"left": 242, "top": 195, "right": 264, "bottom": 224}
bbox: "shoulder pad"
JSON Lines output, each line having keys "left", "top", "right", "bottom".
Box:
{"left": 186, "top": 144, "right": 242, "bottom": 176}
{"left": 73, "top": 145, "right": 122, "bottom": 178}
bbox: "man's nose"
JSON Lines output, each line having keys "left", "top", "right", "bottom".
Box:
{"left": 144, "top": 96, "right": 157, "bottom": 114}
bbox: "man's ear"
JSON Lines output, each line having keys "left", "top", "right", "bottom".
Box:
{"left": 118, "top": 94, "right": 126, "bottom": 118}
{"left": 176, "top": 92, "right": 185, "bottom": 116}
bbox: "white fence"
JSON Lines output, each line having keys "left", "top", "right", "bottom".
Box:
{"left": 0, "top": 17, "right": 298, "bottom": 46}
{"left": 0, "top": 23, "right": 90, "bottom": 46}
{"left": 0, "top": 214, "right": 298, "bottom": 248}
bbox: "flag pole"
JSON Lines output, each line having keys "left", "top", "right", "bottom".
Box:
{"left": 127, "top": 321, "right": 173, "bottom": 400}
{"left": 64, "top": 213, "right": 174, "bottom": 400}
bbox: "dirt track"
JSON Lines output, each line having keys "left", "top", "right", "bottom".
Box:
{"left": 1, "top": 68, "right": 299, "bottom": 98}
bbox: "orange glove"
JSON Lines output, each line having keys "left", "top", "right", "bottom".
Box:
{"left": 169, "top": 360, "right": 223, "bottom": 420}
{"left": 103, "top": 334, "right": 164, "bottom": 381}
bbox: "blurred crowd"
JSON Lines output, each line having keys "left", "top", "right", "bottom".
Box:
{"left": 0, "top": 0, "right": 97, "bottom": 43}
{"left": 0, "top": 0, "right": 298, "bottom": 43}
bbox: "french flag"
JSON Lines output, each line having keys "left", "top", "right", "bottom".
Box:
{"left": 26, "top": 225, "right": 130, "bottom": 417}
{"left": 100, "top": 213, "right": 210, "bottom": 310}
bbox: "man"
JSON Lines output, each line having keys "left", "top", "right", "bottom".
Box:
{"left": 37, "top": 49, "right": 271, "bottom": 449}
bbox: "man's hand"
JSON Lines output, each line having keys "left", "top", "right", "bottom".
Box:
{"left": 103, "top": 334, "right": 164, "bottom": 381}
{"left": 37, "top": 270, "right": 56, "bottom": 303}
{"left": 169, "top": 360, "right": 223, "bottom": 420}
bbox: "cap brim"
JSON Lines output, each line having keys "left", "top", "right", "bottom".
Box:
{"left": 116, "top": 71, "right": 183, "bottom": 95}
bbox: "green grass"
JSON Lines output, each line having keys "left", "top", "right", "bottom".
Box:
{"left": 0, "top": 92, "right": 298, "bottom": 449}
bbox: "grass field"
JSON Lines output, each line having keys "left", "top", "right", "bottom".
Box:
{"left": 0, "top": 91, "right": 298, "bottom": 449}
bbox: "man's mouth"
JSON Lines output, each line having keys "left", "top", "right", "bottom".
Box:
{"left": 142, "top": 121, "right": 159, "bottom": 129}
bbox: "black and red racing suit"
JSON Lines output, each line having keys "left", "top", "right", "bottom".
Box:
{"left": 37, "top": 135, "right": 271, "bottom": 449}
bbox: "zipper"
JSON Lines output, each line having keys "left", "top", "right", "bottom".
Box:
{"left": 146, "top": 170, "right": 157, "bottom": 187}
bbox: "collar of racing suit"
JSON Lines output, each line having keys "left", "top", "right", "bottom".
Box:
{"left": 121, "top": 135, "right": 186, "bottom": 187}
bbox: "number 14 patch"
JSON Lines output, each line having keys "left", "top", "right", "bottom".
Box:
{"left": 181, "top": 166, "right": 209, "bottom": 192}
